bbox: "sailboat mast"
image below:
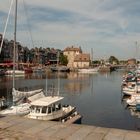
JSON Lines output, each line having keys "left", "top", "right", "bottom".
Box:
{"left": 57, "top": 51, "right": 60, "bottom": 96}
{"left": 91, "top": 48, "right": 93, "bottom": 66}
{"left": 13, "top": 0, "right": 17, "bottom": 89}
{"left": 0, "top": 0, "right": 14, "bottom": 55}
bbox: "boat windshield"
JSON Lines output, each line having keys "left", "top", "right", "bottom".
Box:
{"left": 30, "top": 103, "right": 62, "bottom": 114}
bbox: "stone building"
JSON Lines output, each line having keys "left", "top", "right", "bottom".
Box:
{"left": 127, "top": 58, "right": 136, "bottom": 65}
{"left": 63, "top": 46, "right": 82, "bottom": 68}
{"left": 74, "top": 53, "right": 90, "bottom": 68}
{"left": 63, "top": 46, "right": 90, "bottom": 68}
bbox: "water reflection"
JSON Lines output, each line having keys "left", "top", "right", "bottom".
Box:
{"left": 121, "top": 95, "right": 140, "bottom": 119}
{"left": 1, "top": 71, "right": 140, "bottom": 130}
{"left": 63, "top": 73, "right": 91, "bottom": 94}
{"left": 126, "top": 106, "right": 140, "bottom": 118}
{"left": 121, "top": 95, "right": 130, "bottom": 102}
{"left": 0, "top": 72, "right": 92, "bottom": 103}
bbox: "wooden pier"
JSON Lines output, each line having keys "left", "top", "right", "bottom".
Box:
{"left": 0, "top": 115, "right": 140, "bottom": 140}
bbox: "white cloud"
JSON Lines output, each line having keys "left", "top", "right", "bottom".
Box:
{"left": 1, "top": 0, "right": 140, "bottom": 59}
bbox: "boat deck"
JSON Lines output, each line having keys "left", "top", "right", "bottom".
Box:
{"left": 0, "top": 115, "right": 140, "bottom": 140}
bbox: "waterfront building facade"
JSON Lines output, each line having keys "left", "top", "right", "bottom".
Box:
{"left": 63, "top": 46, "right": 82, "bottom": 68}
{"left": 0, "top": 34, "right": 90, "bottom": 68}
{"left": 74, "top": 53, "right": 90, "bottom": 68}
{"left": 63, "top": 46, "right": 90, "bottom": 68}
{"left": 127, "top": 58, "right": 136, "bottom": 65}
{"left": 0, "top": 35, "right": 61, "bottom": 66}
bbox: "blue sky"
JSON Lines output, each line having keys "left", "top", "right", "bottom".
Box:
{"left": 0, "top": 0, "right": 140, "bottom": 60}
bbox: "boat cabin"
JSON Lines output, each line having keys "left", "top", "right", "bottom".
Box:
{"left": 29, "top": 96, "right": 64, "bottom": 114}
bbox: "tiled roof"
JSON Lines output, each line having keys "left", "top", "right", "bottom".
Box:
{"left": 64, "top": 46, "right": 82, "bottom": 52}
{"left": 74, "top": 53, "right": 90, "bottom": 62}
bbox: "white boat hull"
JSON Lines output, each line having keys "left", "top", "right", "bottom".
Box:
{"left": 0, "top": 103, "right": 30, "bottom": 116}
{"left": 78, "top": 68, "right": 99, "bottom": 73}
{"left": 122, "top": 86, "right": 140, "bottom": 96}
{"left": 5, "top": 70, "right": 25, "bottom": 75}
{"left": 27, "top": 106, "right": 76, "bottom": 121}
{"left": 126, "top": 95, "right": 140, "bottom": 106}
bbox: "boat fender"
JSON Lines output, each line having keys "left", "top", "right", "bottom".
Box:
{"left": 62, "top": 119, "right": 65, "bottom": 123}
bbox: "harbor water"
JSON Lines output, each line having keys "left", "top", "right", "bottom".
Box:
{"left": 0, "top": 70, "right": 140, "bottom": 131}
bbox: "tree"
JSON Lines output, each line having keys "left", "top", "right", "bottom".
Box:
{"left": 59, "top": 54, "right": 68, "bottom": 65}
{"left": 92, "top": 60, "right": 101, "bottom": 65}
{"left": 109, "top": 56, "right": 119, "bottom": 64}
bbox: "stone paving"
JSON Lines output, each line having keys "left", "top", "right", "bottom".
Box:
{"left": 0, "top": 115, "right": 140, "bottom": 140}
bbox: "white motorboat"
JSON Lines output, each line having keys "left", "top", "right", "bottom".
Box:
{"left": 27, "top": 96, "right": 81, "bottom": 122}
{"left": 78, "top": 67, "right": 99, "bottom": 73}
{"left": 122, "top": 87, "right": 137, "bottom": 96}
{"left": 126, "top": 94, "right": 140, "bottom": 106}
{"left": 5, "top": 70, "right": 25, "bottom": 76}
{"left": 122, "top": 82, "right": 140, "bottom": 96}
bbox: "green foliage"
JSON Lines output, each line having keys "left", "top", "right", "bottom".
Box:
{"left": 92, "top": 60, "right": 101, "bottom": 64}
{"left": 119, "top": 60, "right": 127, "bottom": 64}
{"left": 109, "top": 56, "right": 119, "bottom": 64}
{"left": 59, "top": 54, "right": 68, "bottom": 65}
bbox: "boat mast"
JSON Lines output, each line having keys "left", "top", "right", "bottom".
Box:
{"left": 57, "top": 51, "right": 60, "bottom": 96}
{"left": 135, "top": 41, "right": 138, "bottom": 67}
{"left": 91, "top": 48, "right": 93, "bottom": 66}
{"left": 46, "top": 76, "right": 47, "bottom": 95}
{"left": 13, "top": 0, "right": 17, "bottom": 89}
{"left": 0, "top": 0, "right": 14, "bottom": 55}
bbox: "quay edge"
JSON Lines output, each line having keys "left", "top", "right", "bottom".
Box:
{"left": 0, "top": 115, "right": 140, "bottom": 140}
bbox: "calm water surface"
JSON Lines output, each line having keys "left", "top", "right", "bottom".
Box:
{"left": 0, "top": 71, "right": 140, "bottom": 131}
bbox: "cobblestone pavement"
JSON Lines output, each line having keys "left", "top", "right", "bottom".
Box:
{"left": 0, "top": 116, "right": 140, "bottom": 140}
